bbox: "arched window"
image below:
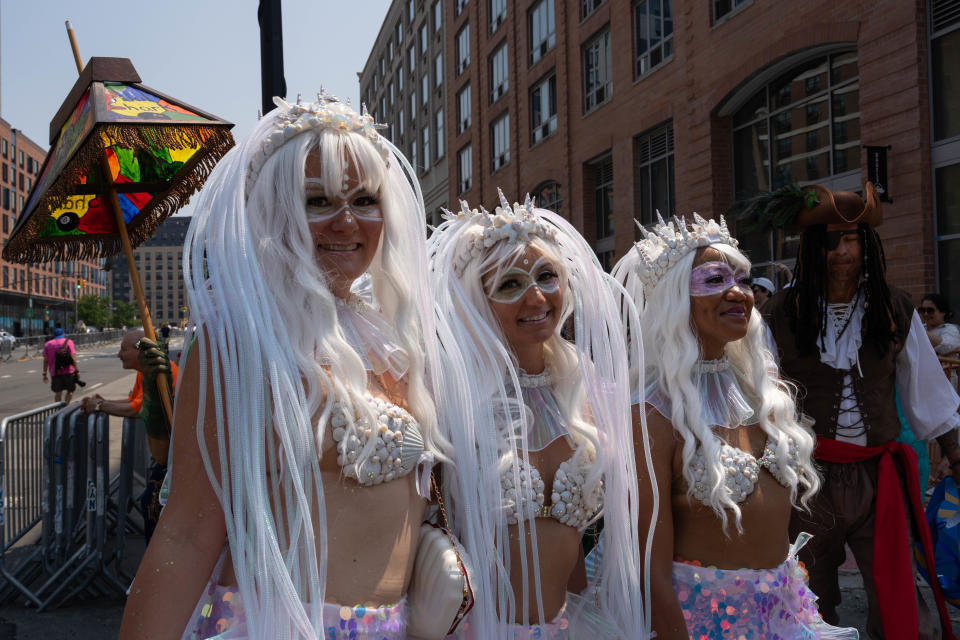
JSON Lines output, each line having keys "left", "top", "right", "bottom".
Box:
{"left": 531, "top": 180, "right": 563, "bottom": 214}
{"left": 729, "top": 49, "right": 860, "bottom": 278}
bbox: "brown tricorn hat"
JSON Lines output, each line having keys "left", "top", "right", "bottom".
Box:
{"left": 796, "top": 182, "right": 883, "bottom": 228}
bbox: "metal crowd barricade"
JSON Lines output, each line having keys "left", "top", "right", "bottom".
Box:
{"left": 0, "top": 402, "right": 65, "bottom": 606}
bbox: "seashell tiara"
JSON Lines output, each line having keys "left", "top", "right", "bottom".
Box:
{"left": 633, "top": 212, "right": 738, "bottom": 289}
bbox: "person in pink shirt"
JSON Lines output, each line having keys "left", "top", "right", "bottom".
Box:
{"left": 42, "top": 327, "right": 76, "bottom": 403}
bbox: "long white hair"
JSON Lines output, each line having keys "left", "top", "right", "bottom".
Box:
{"left": 429, "top": 203, "right": 646, "bottom": 638}
{"left": 613, "top": 241, "right": 819, "bottom": 532}
{"left": 181, "top": 101, "right": 446, "bottom": 639}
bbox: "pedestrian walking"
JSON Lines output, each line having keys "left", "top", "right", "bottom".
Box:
{"left": 41, "top": 327, "right": 76, "bottom": 403}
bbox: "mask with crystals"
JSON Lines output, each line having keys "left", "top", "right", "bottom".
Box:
{"left": 486, "top": 257, "right": 561, "bottom": 303}
{"left": 689, "top": 261, "right": 753, "bottom": 297}
{"left": 304, "top": 177, "right": 383, "bottom": 222}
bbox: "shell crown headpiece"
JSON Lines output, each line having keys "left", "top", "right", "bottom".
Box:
{"left": 245, "top": 90, "right": 390, "bottom": 198}
{"left": 441, "top": 188, "right": 559, "bottom": 276}
{"left": 633, "top": 212, "right": 738, "bottom": 289}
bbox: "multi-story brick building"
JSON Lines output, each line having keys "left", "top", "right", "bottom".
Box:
{"left": 0, "top": 119, "right": 107, "bottom": 335}
{"left": 360, "top": 0, "right": 450, "bottom": 225}
{"left": 112, "top": 216, "right": 190, "bottom": 327}
{"left": 441, "top": 0, "right": 960, "bottom": 305}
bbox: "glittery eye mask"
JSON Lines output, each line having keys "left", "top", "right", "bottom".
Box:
{"left": 689, "top": 262, "right": 752, "bottom": 297}
{"left": 304, "top": 177, "right": 382, "bottom": 221}
{"left": 487, "top": 258, "right": 561, "bottom": 303}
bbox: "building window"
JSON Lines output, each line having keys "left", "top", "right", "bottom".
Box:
{"left": 458, "top": 144, "right": 473, "bottom": 193}
{"left": 397, "top": 21, "right": 403, "bottom": 43}
{"left": 457, "top": 84, "right": 472, "bottom": 133}
{"left": 411, "top": 90, "right": 417, "bottom": 117}
{"left": 409, "top": 45, "right": 416, "bottom": 73}
{"left": 373, "top": 75, "right": 378, "bottom": 92}
{"left": 490, "top": 43, "right": 509, "bottom": 104}
{"left": 455, "top": 0, "right": 468, "bottom": 17}
{"left": 390, "top": 82, "right": 395, "bottom": 105}
{"left": 529, "top": 0, "right": 555, "bottom": 65}
{"left": 423, "top": 127, "right": 431, "bottom": 169}
{"left": 731, "top": 50, "right": 860, "bottom": 269}
{"left": 2, "top": 164, "right": 6, "bottom": 183}
{"left": 409, "top": 0, "right": 415, "bottom": 22}
{"left": 398, "top": 70, "right": 404, "bottom": 91}
{"left": 634, "top": 122, "right": 675, "bottom": 225}
{"left": 931, "top": 4, "right": 960, "bottom": 307}
{"left": 420, "top": 23, "right": 429, "bottom": 54}
{"left": 435, "top": 53, "right": 443, "bottom": 88}
{"left": 389, "top": 39, "right": 395, "bottom": 61}
{"left": 380, "top": 97, "right": 387, "bottom": 120}
{"left": 633, "top": 0, "right": 673, "bottom": 78}
{"left": 434, "top": 1, "right": 442, "bottom": 31}
{"left": 583, "top": 29, "right": 612, "bottom": 113}
{"left": 491, "top": 113, "right": 510, "bottom": 172}
{"left": 436, "top": 109, "right": 445, "bottom": 159}
{"left": 399, "top": 109, "right": 405, "bottom": 136}
{"left": 380, "top": 57, "right": 385, "bottom": 77}
{"left": 456, "top": 25, "right": 470, "bottom": 75}
{"left": 1, "top": 140, "right": 6, "bottom": 157}
{"left": 582, "top": 0, "right": 605, "bottom": 19}
{"left": 490, "top": 0, "right": 507, "bottom": 33}
{"left": 422, "top": 73, "right": 429, "bottom": 105}
{"left": 532, "top": 180, "right": 563, "bottom": 214}
{"left": 411, "top": 140, "right": 419, "bottom": 175}
{"left": 588, "top": 154, "right": 614, "bottom": 268}
{"left": 530, "top": 72, "right": 558, "bottom": 145}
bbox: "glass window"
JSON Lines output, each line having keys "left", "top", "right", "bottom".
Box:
{"left": 583, "top": 29, "right": 612, "bottom": 113}
{"left": 458, "top": 84, "right": 472, "bottom": 133}
{"left": 436, "top": 109, "right": 445, "bottom": 158}
{"left": 435, "top": 53, "right": 443, "bottom": 88}
{"left": 397, "top": 21, "right": 403, "bottom": 43}
{"left": 458, "top": 144, "right": 473, "bottom": 193}
{"left": 2, "top": 164, "right": 6, "bottom": 182}
{"left": 409, "top": 44, "right": 416, "bottom": 73}
{"left": 380, "top": 57, "right": 385, "bottom": 77}
{"left": 589, "top": 153, "right": 614, "bottom": 268}
{"left": 529, "top": 0, "right": 556, "bottom": 65}
{"left": 490, "top": 43, "right": 509, "bottom": 103}
{"left": 731, "top": 51, "right": 858, "bottom": 268}
{"left": 389, "top": 39, "right": 395, "bottom": 61}
{"left": 1, "top": 140, "right": 6, "bottom": 157}
{"left": 938, "top": 164, "right": 960, "bottom": 307}
{"left": 530, "top": 73, "right": 558, "bottom": 145}
{"left": 455, "top": 0, "right": 468, "bottom": 17}
{"left": 490, "top": 0, "right": 507, "bottom": 33}
{"left": 399, "top": 109, "right": 405, "bottom": 136}
{"left": 582, "top": 0, "right": 605, "bottom": 19}
{"left": 633, "top": 0, "right": 673, "bottom": 78}
{"left": 457, "top": 25, "right": 470, "bottom": 75}
{"left": 422, "top": 73, "right": 429, "bottom": 105}
{"left": 634, "top": 122, "right": 675, "bottom": 225}
{"left": 420, "top": 23, "right": 428, "bottom": 54}
{"left": 411, "top": 140, "right": 419, "bottom": 175}
{"left": 933, "top": 29, "right": 960, "bottom": 141}
{"left": 409, "top": 0, "right": 415, "bottom": 21}
{"left": 713, "top": 0, "right": 750, "bottom": 22}
{"left": 491, "top": 114, "right": 510, "bottom": 172}
{"left": 423, "top": 127, "right": 431, "bottom": 169}
{"left": 390, "top": 82, "right": 395, "bottom": 105}
{"left": 532, "top": 180, "right": 563, "bottom": 213}
{"left": 411, "top": 90, "right": 417, "bottom": 117}
{"left": 398, "top": 70, "right": 404, "bottom": 91}
{"left": 434, "top": 2, "right": 442, "bottom": 31}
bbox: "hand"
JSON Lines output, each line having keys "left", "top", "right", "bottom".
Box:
{"left": 137, "top": 338, "right": 171, "bottom": 384}
{"left": 81, "top": 393, "right": 104, "bottom": 415}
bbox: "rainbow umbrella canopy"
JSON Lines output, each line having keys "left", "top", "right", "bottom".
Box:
{"left": 2, "top": 57, "right": 234, "bottom": 263}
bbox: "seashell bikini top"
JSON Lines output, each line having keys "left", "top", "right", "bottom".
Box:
{"left": 644, "top": 357, "right": 801, "bottom": 506}
{"left": 325, "top": 296, "right": 433, "bottom": 497}
{"left": 498, "top": 370, "right": 603, "bottom": 531}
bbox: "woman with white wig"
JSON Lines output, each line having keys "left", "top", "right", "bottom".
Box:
{"left": 428, "top": 192, "right": 647, "bottom": 639}
{"left": 610, "top": 214, "right": 856, "bottom": 639}
{"left": 119, "top": 93, "right": 458, "bottom": 640}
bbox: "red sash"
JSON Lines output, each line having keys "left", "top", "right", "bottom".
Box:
{"left": 815, "top": 437, "right": 956, "bottom": 640}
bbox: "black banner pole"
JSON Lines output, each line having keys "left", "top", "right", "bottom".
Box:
{"left": 258, "top": 0, "right": 287, "bottom": 116}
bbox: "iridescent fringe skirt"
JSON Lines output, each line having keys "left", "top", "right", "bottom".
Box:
{"left": 672, "top": 534, "right": 858, "bottom": 640}
{"left": 183, "top": 553, "right": 407, "bottom": 639}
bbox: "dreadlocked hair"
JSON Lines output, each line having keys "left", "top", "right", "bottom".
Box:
{"left": 785, "top": 223, "right": 896, "bottom": 358}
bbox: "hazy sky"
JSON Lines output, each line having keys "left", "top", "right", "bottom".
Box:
{"left": 0, "top": 1, "right": 390, "bottom": 149}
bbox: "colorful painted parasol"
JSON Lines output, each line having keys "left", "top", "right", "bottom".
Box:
{"left": 2, "top": 30, "right": 234, "bottom": 424}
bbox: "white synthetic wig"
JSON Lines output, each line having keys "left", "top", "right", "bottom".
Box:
{"left": 181, "top": 102, "right": 446, "bottom": 639}
{"left": 613, "top": 241, "right": 819, "bottom": 533}
{"left": 429, "top": 205, "right": 646, "bottom": 638}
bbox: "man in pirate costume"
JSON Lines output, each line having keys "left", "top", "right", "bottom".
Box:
{"left": 746, "top": 182, "right": 960, "bottom": 639}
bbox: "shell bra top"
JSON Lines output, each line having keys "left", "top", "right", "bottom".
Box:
{"left": 498, "top": 369, "right": 603, "bottom": 531}
{"left": 645, "top": 357, "right": 801, "bottom": 506}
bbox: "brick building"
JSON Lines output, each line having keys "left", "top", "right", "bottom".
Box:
{"left": 360, "top": 0, "right": 450, "bottom": 224}
{"left": 0, "top": 119, "right": 107, "bottom": 335}
{"left": 440, "top": 0, "right": 960, "bottom": 304}
{"left": 112, "top": 216, "right": 190, "bottom": 327}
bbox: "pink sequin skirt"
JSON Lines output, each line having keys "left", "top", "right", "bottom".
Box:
{"left": 672, "top": 535, "right": 857, "bottom": 640}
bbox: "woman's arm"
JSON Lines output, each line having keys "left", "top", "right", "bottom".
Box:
{"left": 118, "top": 341, "right": 227, "bottom": 640}
{"left": 634, "top": 404, "right": 687, "bottom": 640}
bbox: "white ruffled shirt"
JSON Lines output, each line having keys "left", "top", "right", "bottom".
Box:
{"left": 817, "top": 299, "right": 960, "bottom": 445}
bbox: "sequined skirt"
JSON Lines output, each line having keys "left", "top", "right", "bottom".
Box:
{"left": 453, "top": 592, "right": 619, "bottom": 639}
{"left": 672, "top": 535, "right": 857, "bottom": 640}
{"left": 183, "top": 553, "right": 407, "bottom": 639}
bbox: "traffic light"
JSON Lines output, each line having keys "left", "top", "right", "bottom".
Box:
{"left": 76, "top": 278, "right": 81, "bottom": 289}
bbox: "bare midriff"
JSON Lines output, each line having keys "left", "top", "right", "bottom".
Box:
{"left": 671, "top": 424, "right": 792, "bottom": 570}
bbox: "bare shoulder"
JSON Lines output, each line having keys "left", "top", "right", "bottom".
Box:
{"left": 633, "top": 403, "right": 678, "bottom": 455}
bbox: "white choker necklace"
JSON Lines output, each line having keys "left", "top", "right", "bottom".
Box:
{"left": 518, "top": 369, "right": 552, "bottom": 388}
{"left": 695, "top": 357, "right": 731, "bottom": 374}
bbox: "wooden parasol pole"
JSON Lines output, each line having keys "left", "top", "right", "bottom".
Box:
{"left": 65, "top": 22, "right": 174, "bottom": 430}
